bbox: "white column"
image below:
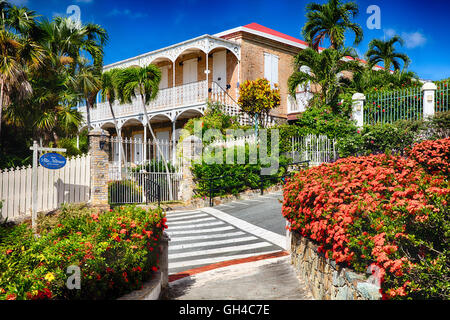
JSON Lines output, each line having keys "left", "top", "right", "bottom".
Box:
{"left": 422, "top": 82, "right": 437, "bottom": 119}
{"left": 172, "top": 61, "right": 176, "bottom": 106}
{"left": 205, "top": 52, "right": 210, "bottom": 100}
{"left": 352, "top": 93, "right": 365, "bottom": 128}
{"left": 172, "top": 120, "right": 177, "bottom": 165}
{"left": 143, "top": 123, "right": 148, "bottom": 165}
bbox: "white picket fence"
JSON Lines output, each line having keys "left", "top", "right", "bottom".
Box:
{"left": 0, "top": 154, "right": 91, "bottom": 221}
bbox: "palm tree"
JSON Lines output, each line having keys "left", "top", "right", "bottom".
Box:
{"left": 288, "top": 47, "right": 362, "bottom": 109}
{"left": 72, "top": 63, "right": 101, "bottom": 131}
{"left": 101, "top": 69, "right": 126, "bottom": 165}
{"left": 114, "top": 65, "right": 174, "bottom": 200}
{"left": 351, "top": 67, "right": 418, "bottom": 93}
{"left": 302, "top": 0, "right": 363, "bottom": 51}
{"left": 366, "top": 36, "right": 410, "bottom": 72}
{"left": 0, "top": 6, "right": 44, "bottom": 138}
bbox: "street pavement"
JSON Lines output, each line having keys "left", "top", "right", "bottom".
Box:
{"left": 163, "top": 191, "right": 313, "bottom": 300}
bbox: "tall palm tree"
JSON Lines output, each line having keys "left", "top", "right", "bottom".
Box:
{"left": 288, "top": 47, "right": 362, "bottom": 109}
{"left": 114, "top": 65, "right": 174, "bottom": 200}
{"left": 0, "top": 4, "right": 44, "bottom": 138}
{"left": 101, "top": 69, "right": 126, "bottom": 165}
{"left": 72, "top": 63, "right": 101, "bottom": 131}
{"left": 366, "top": 36, "right": 410, "bottom": 72}
{"left": 302, "top": 0, "right": 363, "bottom": 51}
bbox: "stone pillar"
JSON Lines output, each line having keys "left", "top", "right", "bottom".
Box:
{"left": 178, "top": 135, "right": 202, "bottom": 203}
{"left": 352, "top": 93, "right": 365, "bottom": 128}
{"left": 422, "top": 82, "right": 437, "bottom": 119}
{"left": 88, "top": 128, "right": 110, "bottom": 210}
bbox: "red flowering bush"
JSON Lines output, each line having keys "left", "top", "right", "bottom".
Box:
{"left": 0, "top": 204, "right": 167, "bottom": 300}
{"left": 408, "top": 137, "right": 450, "bottom": 176}
{"left": 283, "top": 152, "right": 449, "bottom": 299}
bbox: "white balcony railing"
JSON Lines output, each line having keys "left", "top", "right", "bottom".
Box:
{"left": 79, "top": 80, "right": 208, "bottom": 123}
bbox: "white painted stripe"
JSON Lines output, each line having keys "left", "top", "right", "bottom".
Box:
{"left": 201, "top": 207, "right": 287, "bottom": 250}
{"left": 166, "top": 213, "right": 209, "bottom": 222}
{"left": 169, "top": 236, "right": 258, "bottom": 251}
{"left": 169, "top": 231, "right": 245, "bottom": 242}
{"left": 242, "top": 199, "right": 264, "bottom": 203}
{"left": 169, "top": 242, "right": 273, "bottom": 259}
{"left": 169, "top": 250, "right": 281, "bottom": 269}
{"left": 167, "top": 221, "right": 225, "bottom": 230}
{"left": 216, "top": 204, "right": 235, "bottom": 208}
{"left": 231, "top": 201, "right": 248, "bottom": 206}
{"left": 166, "top": 226, "right": 235, "bottom": 235}
{"left": 167, "top": 217, "right": 217, "bottom": 226}
{"left": 166, "top": 211, "right": 202, "bottom": 218}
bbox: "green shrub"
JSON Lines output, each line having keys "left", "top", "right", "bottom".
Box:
{"left": 0, "top": 204, "right": 166, "bottom": 300}
{"left": 108, "top": 180, "right": 142, "bottom": 204}
{"left": 293, "top": 104, "right": 358, "bottom": 140}
{"left": 191, "top": 145, "right": 291, "bottom": 197}
{"left": 337, "top": 119, "right": 424, "bottom": 158}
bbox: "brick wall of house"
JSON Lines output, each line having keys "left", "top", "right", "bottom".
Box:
{"left": 222, "top": 32, "right": 301, "bottom": 118}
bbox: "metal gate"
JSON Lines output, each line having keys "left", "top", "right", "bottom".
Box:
{"left": 107, "top": 137, "right": 183, "bottom": 205}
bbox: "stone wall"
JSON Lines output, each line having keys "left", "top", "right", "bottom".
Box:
{"left": 289, "top": 230, "right": 381, "bottom": 300}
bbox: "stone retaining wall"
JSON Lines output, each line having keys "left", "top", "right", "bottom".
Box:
{"left": 289, "top": 230, "right": 381, "bottom": 300}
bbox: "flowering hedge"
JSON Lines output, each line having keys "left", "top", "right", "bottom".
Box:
{"left": 282, "top": 149, "right": 449, "bottom": 299}
{"left": 408, "top": 138, "right": 450, "bottom": 176}
{"left": 0, "top": 204, "right": 167, "bottom": 300}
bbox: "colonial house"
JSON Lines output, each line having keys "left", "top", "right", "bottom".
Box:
{"left": 77, "top": 22, "right": 382, "bottom": 165}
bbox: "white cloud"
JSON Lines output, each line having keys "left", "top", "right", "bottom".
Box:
{"left": 383, "top": 28, "right": 427, "bottom": 49}
{"left": 401, "top": 31, "right": 427, "bottom": 49}
{"left": 107, "top": 8, "right": 148, "bottom": 19}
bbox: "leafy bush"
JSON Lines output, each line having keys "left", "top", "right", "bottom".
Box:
{"left": 337, "top": 120, "right": 424, "bottom": 158}
{"left": 108, "top": 180, "right": 142, "bottom": 204}
{"left": 191, "top": 145, "right": 291, "bottom": 197}
{"left": 293, "top": 104, "right": 358, "bottom": 140}
{"left": 183, "top": 102, "right": 243, "bottom": 138}
{"left": 419, "top": 111, "right": 450, "bottom": 141}
{"left": 282, "top": 152, "right": 449, "bottom": 299}
{"left": 238, "top": 78, "right": 280, "bottom": 127}
{"left": 0, "top": 204, "right": 166, "bottom": 300}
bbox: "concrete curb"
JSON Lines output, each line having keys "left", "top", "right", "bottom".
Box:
{"left": 118, "top": 271, "right": 162, "bottom": 300}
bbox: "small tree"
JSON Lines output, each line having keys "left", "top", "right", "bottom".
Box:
{"left": 238, "top": 78, "right": 280, "bottom": 128}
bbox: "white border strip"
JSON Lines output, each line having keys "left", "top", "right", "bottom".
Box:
{"left": 201, "top": 207, "right": 287, "bottom": 250}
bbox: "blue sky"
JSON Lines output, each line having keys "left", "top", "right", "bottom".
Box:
{"left": 14, "top": 0, "right": 450, "bottom": 81}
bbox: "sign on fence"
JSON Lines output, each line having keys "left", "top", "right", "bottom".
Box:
{"left": 39, "top": 153, "right": 67, "bottom": 170}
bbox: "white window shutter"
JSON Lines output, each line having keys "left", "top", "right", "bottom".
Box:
{"left": 264, "top": 53, "right": 272, "bottom": 82}
{"left": 271, "top": 55, "right": 279, "bottom": 86}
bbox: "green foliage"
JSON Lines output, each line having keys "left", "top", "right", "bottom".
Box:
{"left": 288, "top": 47, "right": 362, "bottom": 108}
{"left": 191, "top": 145, "right": 291, "bottom": 197}
{"left": 293, "top": 103, "right": 358, "bottom": 140}
{"left": 0, "top": 204, "right": 166, "bottom": 300}
{"left": 130, "top": 160, "right": 176, "bottom": 173}
{"left": 302, "top": 0, "right": 363, "bottom": 50}
{"left": 238, "top": 79, "right": 280, "bottom": 125}
{"left": 422, "top": 111, "right": 450, "bottom": 140}
{"left": 108, "top": 180, "right": 142, "bottom": 204}
{"left": 337, "top": 119, "right": 424, "bottom": 158}
{"left": 183, "top": 102, "right": 244, "bottom": 138}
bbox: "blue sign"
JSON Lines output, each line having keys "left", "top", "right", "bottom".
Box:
{"left": 39, "top": 153, "right": 67, "bottom": 170}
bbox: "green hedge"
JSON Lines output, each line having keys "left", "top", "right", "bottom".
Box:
{"left": 0, "top": 204, "right": 166, "bottom": 300}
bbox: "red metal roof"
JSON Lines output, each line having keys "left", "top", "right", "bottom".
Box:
{"left": 243, "top": 22, "right": 310, "bottom": 47}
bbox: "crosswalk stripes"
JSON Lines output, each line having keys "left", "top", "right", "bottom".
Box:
{"left": 166, "top": 210, "right": 285, "bottom": 275}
